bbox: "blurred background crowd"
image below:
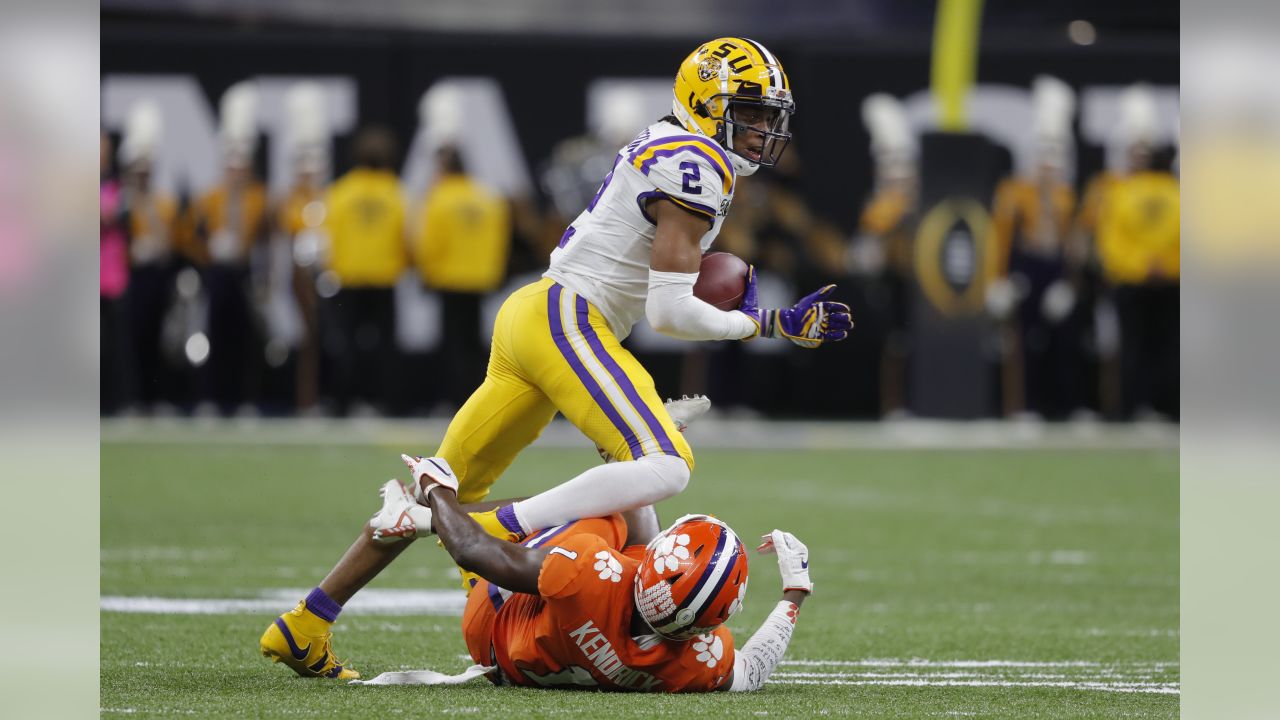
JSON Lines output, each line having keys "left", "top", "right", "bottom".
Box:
{"left": 100, "top": 1, "right": 1178, "bottom": 422}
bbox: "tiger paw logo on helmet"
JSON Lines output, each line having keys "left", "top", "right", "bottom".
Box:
{"left": 633, "top": 515, "right": 749, "bottom": 641}
{"left": 593, "top": 551, "right": 622, "bottom": 583}
{"left": 726, "top": 578, "right": 748, "bottom": 618}
{"left": 651, "top": 532, "right": 692, "bottom": 573}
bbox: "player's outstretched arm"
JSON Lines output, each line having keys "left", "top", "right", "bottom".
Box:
{"left": 645, "top": 199, "right": 760, "bottom": 341}
{"left": 397, "top": 455, "right": 548, "bottom": 595}
{"left": 720, "top": 530, "right": 813, "bottom": 692}
{"left": 737, "top": 267, "right": 854, "bottom": 348}
{"left": 426, "top": 483, "right": 547, "bottom": 595}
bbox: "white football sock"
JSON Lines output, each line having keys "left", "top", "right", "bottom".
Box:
{"left": 510, "top": 454, "right": 690, "bottom": 534}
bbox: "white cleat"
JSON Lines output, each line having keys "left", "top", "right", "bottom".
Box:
{"left": 596, "top": 394, "right": 712, "bottom": 462}
{"left": 369, "top": 479, "right": 433, "bottom": 543}
{"left": 662, "top": 394, "right": 712, "bottom": 433}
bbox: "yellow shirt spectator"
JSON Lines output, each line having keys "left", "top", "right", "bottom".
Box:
{"left": 414, "top": 174, "right": 511, "bottom": 293}
{"left": 1096, "top": 171, "right": 1180, "bottom": 284}
{"left": 325, "top": 168, "right": 408, "bottom": 287}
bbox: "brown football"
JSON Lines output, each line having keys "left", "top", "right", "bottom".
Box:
{"left": 693, "top": 252, "right": 749, "bottom": 311}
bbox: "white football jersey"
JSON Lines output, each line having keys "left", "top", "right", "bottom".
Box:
{"left": 545, "top": 121, "right": 736, "bottom": 339}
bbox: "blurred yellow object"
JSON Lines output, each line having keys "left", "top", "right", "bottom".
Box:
{"left": 182, "top": 182, "right": 268, "bottom": 265}
{"left": 931, "top": 0, "right": 983, "bottom": 131}
{"left": 414, "top": 176, "right": 510, "bottom": 292}
{"left": 324, "top": 168, "right": 408, "bottom": 287}
{"left": 858, "top": 186, "right": 916, "bottom": 273}
{"left": 1184, "top": 136, "right": 1280, "bottom": 267}
{"left": 990, "top": 177, "right": 1077, "bottom": 275}
{"left": 1096, "top": 171, "right": 1180, "bottom": 284}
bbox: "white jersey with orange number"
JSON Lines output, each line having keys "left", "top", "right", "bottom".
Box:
{"left": 545, "top": 121, "right": 736, "bottom": 340}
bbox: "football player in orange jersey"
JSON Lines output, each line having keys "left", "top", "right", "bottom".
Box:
{"left": 367, "top": 454, "right": 812, "bottom": 692}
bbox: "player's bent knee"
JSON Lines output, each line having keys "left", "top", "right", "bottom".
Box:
{"left": 639, "top": 453, "right": 691, "bottom": 499}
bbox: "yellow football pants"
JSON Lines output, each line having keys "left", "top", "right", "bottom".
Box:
{"left": 438, "top": 278, "right": 693, "bottom": 504}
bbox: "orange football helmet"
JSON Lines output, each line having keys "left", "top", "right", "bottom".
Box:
{"left": 633, "top": 514, "right": 749, "bottom": 640}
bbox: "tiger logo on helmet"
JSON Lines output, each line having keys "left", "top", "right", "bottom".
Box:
{"left": 672, "top": 37, "right": 795, "bottom": 177}
{"left": 633, "top": 514, "right": 749, "bottom": 641}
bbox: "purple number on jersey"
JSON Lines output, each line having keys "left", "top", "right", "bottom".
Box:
{"left": 679, "top": 161, "right": 702, "bottom": 195}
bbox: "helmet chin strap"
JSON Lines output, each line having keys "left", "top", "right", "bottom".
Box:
{"left": 671, "top": 95, "right": 701, "bottom": 136}
{"left": 731, "top": 154, "right": 760, "bottom": 176}
{"left": 724, "top": 127, "right": 761, "bottom": 176}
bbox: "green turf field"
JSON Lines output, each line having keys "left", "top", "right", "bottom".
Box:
{"left": 101, "top": 433, "right": 1178, "bottom": 718}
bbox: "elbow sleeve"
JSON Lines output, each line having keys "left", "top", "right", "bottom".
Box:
{"left": 646, "top": 269, "right": 757, "bottom": 341}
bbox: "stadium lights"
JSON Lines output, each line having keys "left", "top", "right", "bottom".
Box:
{"left": 1068, "top": 20, "right": 1097, "bottom": 46}
{"left": 184, "top": 332, "right": 211, "bottom": 367}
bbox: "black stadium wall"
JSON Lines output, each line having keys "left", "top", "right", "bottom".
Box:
{"left": 101, "top": 19, "right": 1177, "bottom": 418}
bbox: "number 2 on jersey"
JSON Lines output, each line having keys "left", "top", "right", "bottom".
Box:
{"left": 679, "top": 161, "right": 702, "bottom": 195}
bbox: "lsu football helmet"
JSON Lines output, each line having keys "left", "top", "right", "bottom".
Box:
{"left": 633, "top": 514, "right": 749, "bottom": 641}
{"left": 672, "top": 37, "right": 795, "bottom": 176}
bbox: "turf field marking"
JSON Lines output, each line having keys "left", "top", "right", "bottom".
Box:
{"left": 773, "top": 659, "right": 1178, "bottom": 695}
{"left": 100, "top": 588, "right": 466, "bottom": 616}
{"left": 782, "top": 659, "right": 1177, "bottom": 668}
{"left": 771, "top": 677, "right": 1178, "bottom": 694}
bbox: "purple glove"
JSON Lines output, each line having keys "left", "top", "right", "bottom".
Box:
{"left": 738, "top": 266, "right": 853, "bottom": 348}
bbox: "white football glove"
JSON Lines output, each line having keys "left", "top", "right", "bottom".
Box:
{"left": 369, "top": 479, "right": 433, "bottom": 543}
{"left": 757, "top": 529, "right": 812, "bottom": 594}
{"left": 400, "top": 454, "right": 460, "bottom": 502}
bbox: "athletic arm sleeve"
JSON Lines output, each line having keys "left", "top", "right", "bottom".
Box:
{"left": 727, "top": 601, "right": 800, "bottom": 692}
{"left": 646, "top": 269, "right": 758, "bottom": 341}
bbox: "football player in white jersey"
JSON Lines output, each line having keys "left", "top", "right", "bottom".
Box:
{"left": 261, "top": 37, "right": 851, "bottom": 680}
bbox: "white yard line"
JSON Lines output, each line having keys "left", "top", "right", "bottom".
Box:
{"left": 773, "top": 672, "right": 1171, "bottom": 680}
{"left": 100, "top": 591, "right": 1179, "bottom": 695}
{"left": 100, "top": 588, "right": 466, "bottom": 616}
{"left": 771, "top": 660, "right": 1180, "bottom": 695}
{"left": 781, "top": 659, "right": 1177, "bottom": 668}
{"left": 770, "top": 677, "right": 1179, "bottom": 694}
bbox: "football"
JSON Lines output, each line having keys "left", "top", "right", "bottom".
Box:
{"left": 693, "top": 252, "right": 749, "bottom": 310}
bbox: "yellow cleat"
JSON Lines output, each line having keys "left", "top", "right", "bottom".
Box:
{"left": 469, "top": 509, "right": 524, "bottom": 544}
{"left": 260, "top": 601, "right": 360, "bottom": 679}
{"left": 455, "top": 509, "right": 524, "bottom": 593}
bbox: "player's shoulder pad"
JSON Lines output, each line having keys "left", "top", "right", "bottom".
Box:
{"left": 537, "top": 533, "right": 618, "bottom": 600}
{"left": 627, "top": 132, "right": 734, "bottom": 216}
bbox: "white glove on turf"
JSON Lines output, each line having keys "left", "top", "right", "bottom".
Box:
{"left": 757, "top": 529, "right": 813, "bottom": 594}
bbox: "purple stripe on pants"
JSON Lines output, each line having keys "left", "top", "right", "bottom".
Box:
{"left": 546, "top": 284, "right": 645, "bottom": 460}
{"left": 573, "top": 295, "right": 680, "bottom": 458}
